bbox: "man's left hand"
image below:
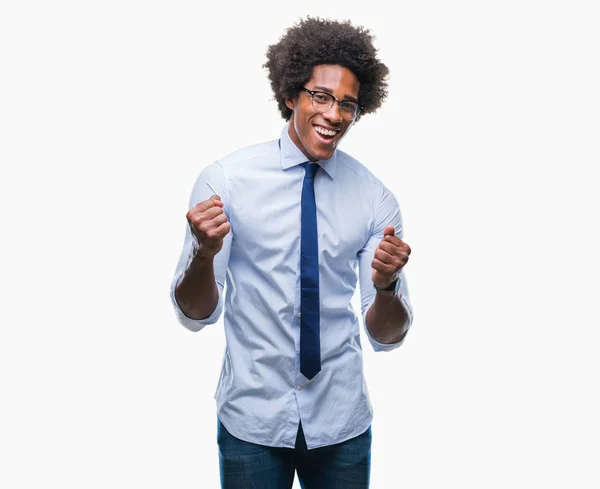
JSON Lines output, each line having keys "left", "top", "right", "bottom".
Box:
{"left": 371, "top": 225, "right": 411, "bottom": 289}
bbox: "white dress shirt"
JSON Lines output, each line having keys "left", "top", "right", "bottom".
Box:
{"left": 171, "top": 124, "right": 413, "bottom": 449}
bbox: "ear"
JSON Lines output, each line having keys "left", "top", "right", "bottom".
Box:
{"left": 285, "top": 97, "right": 296, "bottom": 111}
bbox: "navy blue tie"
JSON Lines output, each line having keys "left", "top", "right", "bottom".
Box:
{"left": 300, "top": 162, "right": 321, "bottom": 380}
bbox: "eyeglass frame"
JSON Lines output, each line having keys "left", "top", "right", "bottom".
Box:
{"left": 300, "top": 87, "right": 365, "bottom": 120}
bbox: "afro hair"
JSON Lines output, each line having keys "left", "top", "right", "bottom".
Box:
{"left": 263, "top": 16, "right": 389, "bottom": 122}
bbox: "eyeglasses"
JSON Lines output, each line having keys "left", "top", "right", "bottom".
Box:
{"left": 301, "top": 87, "right": 364, "bottom": 121}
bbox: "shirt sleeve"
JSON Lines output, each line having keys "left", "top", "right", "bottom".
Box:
{"left": 170, "top": 161, "right": 232, "bottom": 332}
{"left": 358, "top": 185, "right": 414, "bottom": 352}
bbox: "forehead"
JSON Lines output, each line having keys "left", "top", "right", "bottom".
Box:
{"left": 307, "top": 65, "right": 360, "bottom": 98}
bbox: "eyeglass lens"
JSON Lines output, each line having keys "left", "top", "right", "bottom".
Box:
{"left": 311, "top": 92, "right": 359, "bottom": 119}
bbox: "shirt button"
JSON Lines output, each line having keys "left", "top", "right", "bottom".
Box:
{"left": 298, "top": 313, "right": 302, "bottom": 318}
{"left": 297, "top": 385, "right": 303, "bottom": 391}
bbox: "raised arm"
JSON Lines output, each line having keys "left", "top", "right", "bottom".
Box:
{"left": 358, "top": 187, "right": 413, "bottom": 351}
{"left": 170, "top": 162, "right": 232, "bottom": 331}
{"left": 175, "top": 195, "right": 230, "bottom": 319}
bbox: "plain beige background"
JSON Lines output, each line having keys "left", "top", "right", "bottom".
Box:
{"left": 1, "top": 1, "right": 599, "bottom": 488}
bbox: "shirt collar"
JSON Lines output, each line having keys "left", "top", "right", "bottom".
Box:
{"left": 279, "top": 123, "right": 337, "bottom": 179}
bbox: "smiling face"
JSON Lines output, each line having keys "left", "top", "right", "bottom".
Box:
{"left": 285, "top": 64, "right": 360, "bottom": 162}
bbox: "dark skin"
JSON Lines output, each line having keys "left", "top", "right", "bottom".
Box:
{"left": 367, "top": 225, "right": 412, "bottom": 343}
{"left": 176, "top": 64, "right": 411, "bottom": 343}
{"left": 174, "top": 195, "right": 228, "bottom": 320}
{"left": 284, "top": 65, "right": 356, "bottom": 162}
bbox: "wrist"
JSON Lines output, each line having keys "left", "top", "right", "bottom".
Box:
{"left": 190, "top": 235, "right": 219, "bottom": 262}
{"left": 374, "top": 278, "right": 400, "bottom": 297}
{"left": 189, "top": 249, "right": 216, "bottom": 269}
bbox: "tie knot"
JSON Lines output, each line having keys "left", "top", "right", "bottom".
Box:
{"left": 304, "top": 163, "right": 319, "bottom": 180}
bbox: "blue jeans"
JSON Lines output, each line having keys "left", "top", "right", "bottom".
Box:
{"left": 217, "top": 418, "right": 372, "bottom": 489}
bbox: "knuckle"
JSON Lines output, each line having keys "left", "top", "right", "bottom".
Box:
{"left": 188, "top": 209, "right": 201, "bottom": 222}
{"left": 198, "top": 200, "right": 213, "bottom": 211}
{"left": 197, "top": 221, "right": 210, "bottom": 234}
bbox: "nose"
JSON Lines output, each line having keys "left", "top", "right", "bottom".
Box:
{"left": 322, "top": 101, "right": 343, "bottom": 124}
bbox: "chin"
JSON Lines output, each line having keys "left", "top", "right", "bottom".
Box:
{"left": 309, "top": 146, "right": 335, "bottom": 162}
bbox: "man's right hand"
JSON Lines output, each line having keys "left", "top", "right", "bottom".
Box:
{"left": 186, "top": 194, "right": 231, "bottom": 259}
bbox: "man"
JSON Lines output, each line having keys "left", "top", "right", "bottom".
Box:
{"left": 171, "top": 17, "right": 413, "bottom": 489}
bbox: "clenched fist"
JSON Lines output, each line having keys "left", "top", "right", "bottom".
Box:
{"left": 186, "top": 194, "right": 231, "bottom": 259}
{"left": 372, "top": 225, "right": 411, "bottom": 290}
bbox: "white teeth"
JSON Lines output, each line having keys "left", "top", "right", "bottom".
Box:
{"left": 315, "top": 126, "right": 336, "bottom": 137}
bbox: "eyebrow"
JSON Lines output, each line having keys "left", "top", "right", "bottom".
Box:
{"left": 313, "top": 85, "right": 359, "bottom": 103}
